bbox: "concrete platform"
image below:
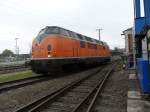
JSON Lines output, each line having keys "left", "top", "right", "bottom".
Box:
{"left": 127, "top": 71, "right": 150, "bottom": 112}
{"left": 127, "top": 99, "right": 150, "bottom": 112}
{"left": 129, "top": 74, "right": 137, "bottom": 80}
{"left": 128, "top": 91, "right": 141, "bottom": 99}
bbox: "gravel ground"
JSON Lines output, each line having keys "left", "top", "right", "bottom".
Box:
{"left": 92, "top": 62, "right": 128, "bottom": 112}
{"left": 0, "top": 66, "right": 101, "bottom": 112}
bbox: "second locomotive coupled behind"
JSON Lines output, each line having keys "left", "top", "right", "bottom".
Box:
{"left": 31, "top": 26, "right": 111, "bottom": 74}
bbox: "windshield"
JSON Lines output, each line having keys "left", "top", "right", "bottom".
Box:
{"left": 36, "top": 27, "right": 60, "bottom": 43}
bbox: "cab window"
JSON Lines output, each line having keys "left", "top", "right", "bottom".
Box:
{"left": 80, "top": 41, "right": 86, "bottom": 48}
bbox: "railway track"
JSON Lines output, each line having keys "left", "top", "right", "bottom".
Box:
{"left": 0, "top": 65, "right": 30, "bottom": 74}
{"left": 15, "top": 63, "right": 116, "bottom": 112}
{"left": 0, "top": 75, "right": 49, "bottom": 93}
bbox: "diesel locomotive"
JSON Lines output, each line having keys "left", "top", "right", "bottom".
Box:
{"left": 31, "top": 26, "right": 111, "bottom": 74}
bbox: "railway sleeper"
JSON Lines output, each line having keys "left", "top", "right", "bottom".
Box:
{"left": 57, "top": 97, "right": 84, "bottom": 104}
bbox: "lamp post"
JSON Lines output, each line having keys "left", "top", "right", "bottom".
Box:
{"left": 96, "top": 29, "right": 103, "bottom": 41}
{"left": 15, "top": 38, "right": 19, "bottom": 61}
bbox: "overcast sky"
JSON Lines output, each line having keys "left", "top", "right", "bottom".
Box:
{"left": 0, "top": 0, "right": 134, "bottom": 54}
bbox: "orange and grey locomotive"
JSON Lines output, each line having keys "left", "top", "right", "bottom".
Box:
{"left": 31, "top": 26, "right": 111, "bottom": 74}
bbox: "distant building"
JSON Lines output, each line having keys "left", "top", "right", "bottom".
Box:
{"left": 0, "top": 54, "right": 30, "bottom": 62}
{"left": 123, "top": 27, "right": 135, "bottom": 68}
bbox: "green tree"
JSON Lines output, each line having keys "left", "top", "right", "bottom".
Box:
{"left": 1, "top": 49, "right": 14, "bottom": 57}
{"left": 114, "top": 47, "right": 119, "bottom": 51}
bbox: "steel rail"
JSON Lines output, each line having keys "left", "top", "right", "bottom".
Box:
{"left": 0, "top": 76, "right": 48, "bottom": 93}
{"left": 72, "top": 63, "right": 116, "bottom": 112}
{"left": 14, "top": 66, "right": 104, "bottom": 112}
{"left": 0, "top": 65, "right": 26, "bottom": 70}
{"left": 0, "top": 75, "right": 44, "bottom": 86}
{"left": 0, "top": 65, "right": 30, "bottom": 74}
{"left": 86, "top": 63, "right": 117, "bottom": 112}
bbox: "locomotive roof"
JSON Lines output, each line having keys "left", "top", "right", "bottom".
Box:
{"left": 37, "top": 26, "right": 108, "bottom": 46}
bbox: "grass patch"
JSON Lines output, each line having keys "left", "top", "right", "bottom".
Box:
{"left": 0, "top": 70, "right": 41, "bottom": 83}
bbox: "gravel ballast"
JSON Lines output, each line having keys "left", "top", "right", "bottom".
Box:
{"left": 0, "top": 66, "right": 101, "bottom": 112}
{"left": 92, "top": 63, "right": 128, "bottom": 112}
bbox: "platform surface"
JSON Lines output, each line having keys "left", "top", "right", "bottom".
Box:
{"left": 127, "top": 71, "right": 150, "bottom": 112}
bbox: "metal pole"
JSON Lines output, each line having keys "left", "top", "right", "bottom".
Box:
{"left": 15, "top": 38, "right": 19, "bottom": 60}
{"left": 96, "top": 29, "right": 103, "bottom": 41}
{"left": 15, "top": 38, "right": 19, "bottom": 53}
{"left": 133, "top": 33, "right": 136, "bottom": 69}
